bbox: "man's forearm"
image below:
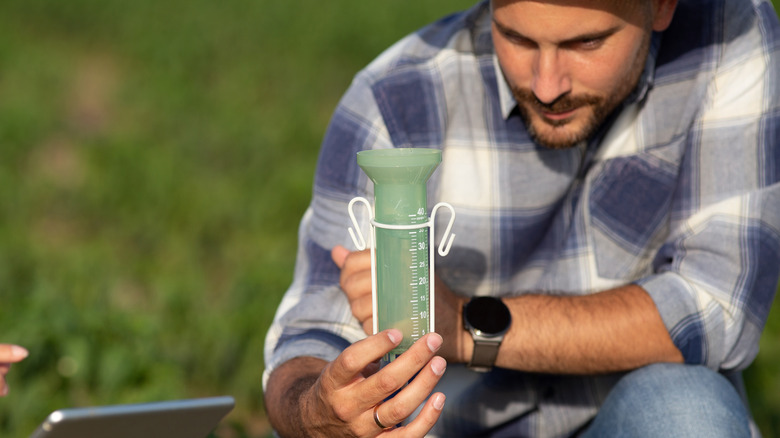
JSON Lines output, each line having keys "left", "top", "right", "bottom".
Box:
{"left": 264, "top": 356, "right": 327, "bottom": 437}
{"left": 465, "top": 284, "right": 684, "bottom": 374}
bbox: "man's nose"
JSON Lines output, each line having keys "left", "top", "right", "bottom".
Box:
{"left": 531, "top": 49, "right": 572, "bottom": 105}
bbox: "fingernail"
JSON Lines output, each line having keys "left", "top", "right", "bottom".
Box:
{"left": 387, "top": 329, "right": 402, "bottom": 345}
{"left": 426, "top": 333, "right": 442, "bottom": 352}
{"left": 11, "top": 346, "right": 28, "bottom": 360}
{"left": 431, "top": 357, "right": 446, "bottom": 376}
{"left": 433, "top": 393, "right": 445, "bottom": 411}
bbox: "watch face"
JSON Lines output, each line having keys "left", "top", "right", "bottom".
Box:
{"left": 465, "top": 296, "right": 511, "bottom": 336}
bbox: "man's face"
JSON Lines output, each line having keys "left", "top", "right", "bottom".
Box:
{"left": 491, "top": 0, "right": 662, "bottom": 149}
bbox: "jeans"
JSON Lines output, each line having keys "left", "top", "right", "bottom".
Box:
{"left": 580, "top": 363, "right": 753, "bottom": 438}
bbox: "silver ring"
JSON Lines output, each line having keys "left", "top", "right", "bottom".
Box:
{"left": 373, "top": 403, "right": 393, "bottom": 430}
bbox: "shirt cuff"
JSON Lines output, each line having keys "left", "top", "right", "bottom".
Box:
{"left": 636, "top": 272, "right": 713, "bottom": 367}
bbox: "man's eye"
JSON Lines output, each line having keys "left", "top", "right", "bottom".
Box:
{"left": 574, "top": 37, "right": 604, "bottom": 50}
{"left": 505, "top": 33, "right": 536, "bottom": 48}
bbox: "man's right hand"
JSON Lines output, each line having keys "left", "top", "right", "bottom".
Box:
{"left": 265, "top": 329, "right": 447, "bottom": 437}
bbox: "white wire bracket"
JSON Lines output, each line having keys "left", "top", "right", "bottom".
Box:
{"left": 347, "top": 197, "right": 372, "bottom": 250}
{"left": 430, "top": 202, "right": 456, "bottom": 257}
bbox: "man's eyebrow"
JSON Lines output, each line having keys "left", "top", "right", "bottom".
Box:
{"left": 492, "top": 18, "right": 526, "bottom": 40}
{"left": 492, "top": 17, "right": 622, "bottom": 45}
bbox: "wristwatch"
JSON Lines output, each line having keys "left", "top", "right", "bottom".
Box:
{"left": 463, "top": 296, "right": 512, "bottom": 372}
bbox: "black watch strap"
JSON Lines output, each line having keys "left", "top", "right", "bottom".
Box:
{"left": 468, "top": 338, "right": 502, "bottom": 372}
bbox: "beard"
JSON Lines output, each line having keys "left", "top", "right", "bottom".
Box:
{"left": 511, "top": 87, "right": 608, "bottom": 150}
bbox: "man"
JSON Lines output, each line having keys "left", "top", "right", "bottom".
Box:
{"left": 264, "top": 0, "right": 780, "bottom": 436}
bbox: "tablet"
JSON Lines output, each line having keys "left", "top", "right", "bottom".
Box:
{"left": 29, "top": 396, "right": 235, "bottom": 438}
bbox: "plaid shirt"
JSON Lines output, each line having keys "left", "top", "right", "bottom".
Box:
{"left": 265, "top": 0, "right": 780, "bottom": 435}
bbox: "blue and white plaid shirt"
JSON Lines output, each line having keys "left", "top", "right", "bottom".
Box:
{"left": 265, "top": 0, "right": 780, "bottom": 435}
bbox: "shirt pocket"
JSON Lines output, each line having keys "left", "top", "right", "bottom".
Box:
{"left": 587, "top": 153, "right": 678, "bottom": 280}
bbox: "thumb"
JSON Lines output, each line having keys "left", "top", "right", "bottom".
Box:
{"left": 331, "top": 245, "right": 350, "bottom": 269}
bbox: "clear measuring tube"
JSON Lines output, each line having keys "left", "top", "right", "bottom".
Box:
{"left": 347, "top": 148, "right": 455, "bottom": 366}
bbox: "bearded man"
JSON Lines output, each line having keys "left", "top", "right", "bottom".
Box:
{"left": 264, "top": 0, "right": 780, "bottom": 436}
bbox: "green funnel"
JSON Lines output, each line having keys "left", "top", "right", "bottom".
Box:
{"left": 357, "top": 148, "right": 441, "bottom": 364}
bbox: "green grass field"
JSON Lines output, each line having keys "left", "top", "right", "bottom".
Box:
{"left": 0, "top": 1, "right": 778, "bottom": 437}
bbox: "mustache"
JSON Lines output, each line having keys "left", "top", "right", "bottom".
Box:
{"left": 511, "top": 87, "right": 602, "bottom": 114}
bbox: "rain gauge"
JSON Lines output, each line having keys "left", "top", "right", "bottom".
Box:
{"left": 348, "top": 148, "right": 455, "bottom": 365}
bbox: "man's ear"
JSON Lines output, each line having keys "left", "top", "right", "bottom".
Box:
{"left": 652, "top": 0, "right": 678, "bottom": 31}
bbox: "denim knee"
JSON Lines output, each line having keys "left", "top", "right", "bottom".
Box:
{"left": 582, "top": 363, "right": 751, "bottom": 438}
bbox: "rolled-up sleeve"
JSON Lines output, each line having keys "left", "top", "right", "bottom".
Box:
{"left": 639, "top": 186, "right": 780, "bottom": 370}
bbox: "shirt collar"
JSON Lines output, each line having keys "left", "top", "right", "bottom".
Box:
{"left": 494, "top": 54, "right": 517, "bottom": 120}
{"left": 494, "top": 32, "right": 662, "bottom": 121}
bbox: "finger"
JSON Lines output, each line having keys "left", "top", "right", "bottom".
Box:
{"left": 333, "top": 247, "right": 373, "bottom": 300}
{"left": 339, "top": 258, "right": 372, "bottom": 296}
{"left": 363, "top": 319, "right": 373, "bottom": 336}
{"left": 390, "top": 393, "right": 446, "bottom": 437}
{"left": 373, "top": 355, "right": 447, "bottom": 431}
{"left": 0, "top": 376, "right": 6, "bottom": 397}
{"left": 341, "top": 268, "right": 372, "bottom": 301}
{"left": 349, "top": 293, "right": 373, "bottom": 326}
{"left": 0, "top": 364, "right": 10, "bottom": 375}
{"left": 325, "top": 329, "right": 403, "bottom": 389}
{"left": 339, "top": 248, "right": 371, "bottom": 277}
{"left": 331, "top": 245, "right": 351, "bottom": 269}
{"left": 365, "top": 333, "right": 443, "bottom": 401}
{"left": 332, "top": 246, "right": 371, "bottom": 274}
{"left": 0, "top": 345, "right": 28, "bottom": 364}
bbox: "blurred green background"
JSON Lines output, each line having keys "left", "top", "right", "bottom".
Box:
{"left": 0, "top": 1, "right": 778, "bottom": 437}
